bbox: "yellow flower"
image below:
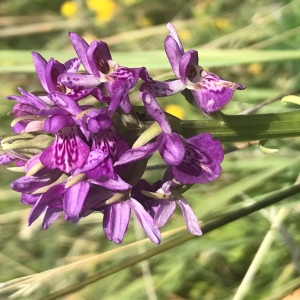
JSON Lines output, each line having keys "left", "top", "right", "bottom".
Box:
{"left": 165, "top": 104, "right": 185, "bottom": 119}
{"left": 87, "top": 0, "right": 118, "bottom": 22}
{"left": 137, "top": 17, "right": 152, "bottom": 28}
{"left": 177, "top": 29, "right": 191, "bottom": 43}
{"left": 215, "top": 18, "right": 230, "bottom": 31}
{"left": 60, "top": 1, "right": 78, "bottom": 18}
{"left": 247, "top": 63, "right": 263, "bottom": 76}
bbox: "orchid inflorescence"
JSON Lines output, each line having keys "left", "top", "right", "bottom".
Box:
{"left": 0, "top": 23, "right": 245, "bottom": 244}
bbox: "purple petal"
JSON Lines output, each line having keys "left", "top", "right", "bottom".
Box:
{"left": 64, "top": 58, "right": 81, "bottom": 73}
{"left": 179, "top": 50, "right": 199, "bottom": 85}
{"left": 45, "top": 58, "right": 66, "bottom": 93}
{"left": 59, "top": 73, "right": 101, "bottom": 90}
{"left": 154, "top": 200, "right": 176, "bottom": 228}
{"left": 164, "top": 35, "right": 183, "bottom": 78}
{"left": 64, "top": 180, "right": 89, "bottom": 217}
{"left": 11, "top": 171, "right": 61, "bottom": 193}
{"left": 44, "top": 114, "right": 75, "bottom": 133}
{"left": 49, "top": 92, "right": 82, "bottom": 116}
{"left": 177, "top": 197, "right": 202, "bottom": 235}
{"left": 108, "top": 77, "right": 134, "bottom": 115}
{"left": 0, "top": 152, "right": 16, "bottom": 165}
{"left": 127, "top": 198, "right": 161, "bottom": 244}
{"left": 114, "top": 141, "right": 159, "bottom": 166}
{"left": 24, "top": 153, "right": 42, "bottom": 173}
{"left": 167, "top": 23, "right": 184, "bottom": 54}
{"left": 158, "top": 133, "right": 185, "bottom": 165}
{"left": 24, "top": 120, "right": 45, "bottom": 133}
{"left": 21, "top": 193, "right": 40, "bottom": 205}
{"left": 90, "top": 174, "right": 131, "bottom": 191}
{"left": 68, "top": 32, "right": 92, "bottom": 74}
{"left": 140, "top": 79, "right": 185, "bottom": 98}
{"left": 40, "top": 183, "right": 66, "bottom": 206}
{"left": 39, "top": 106, "right": 69, "bottom": 116}
{"left": 86, "top": 110, "right": 113, "bottom": 133}
{"left": 28, "top": 195, "right": 46, "bottom": 225}
{"left": 32, "top": 52, "right": 48, "bottom": 92}
{"left": 140, "top": 90, "right": 171, "bottom": 133}
{"left": 8, "top": 88, "right": 48, "bottom": 110}
{"left": 191, "top": 71, "right": 246, "bottom": 114}
{"left": 87, "top": 40, "right": 112, "bottom": 77}
{"left": 42, "top": 208, "right": 62, "bottom": 229}
{"left": 13, "top": 103, "right": 40, "bottom": 117}
{"left": 108, "top": 66, "right": 147, "bottom": 114}
{"left": 74, "top": 149, "right": 107, "bottom": 174}
{"left": 86, "top": 157, "right": 114, "bottom": 180}
{"left": 103, "top": 201, "right": 130, "bottom": 244}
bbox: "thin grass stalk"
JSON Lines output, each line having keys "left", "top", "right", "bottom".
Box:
{"left": 232, "top": 207, "right": 289, "bottom": 300}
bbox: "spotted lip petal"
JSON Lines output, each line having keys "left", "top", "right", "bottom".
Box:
{"left": 190, "top": 71, "right": 245, "bottom": 114}
{"left": 171, "top": 133, "right": 224, "bottom": 185}
{"left": 39, "top": 127, "right": 90, "bottom": 174}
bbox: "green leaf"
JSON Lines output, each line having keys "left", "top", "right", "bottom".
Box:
{"left": 2, "top": 49, "right": 300, "bottom": 72}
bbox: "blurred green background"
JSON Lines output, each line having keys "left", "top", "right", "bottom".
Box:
{"left": 1, "top": 0, "right": 300, "bottom": 299}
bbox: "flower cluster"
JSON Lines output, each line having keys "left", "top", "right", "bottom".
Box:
{"left": 0, "top": 23, "right": 245, "bottom": 244}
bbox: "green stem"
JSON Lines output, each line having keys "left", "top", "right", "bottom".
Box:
{"left": 179, "top": 110, "right": 300, "bottom": 142}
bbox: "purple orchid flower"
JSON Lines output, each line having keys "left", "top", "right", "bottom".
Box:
{"left": 140, "top": 23, "right": 245, "bottom": 114}
{"left": 152, "top": 180, "right": 202, "bottom": 236}
{"left": 115, "top": 91, "right": 224, "bottom": 185}
{"left": 58, "top": 32, "right": 153, "bottom": 113}
{"left": 32, "top": 51, "right": 103, "bottom": 101}
{"left": 32, "top": 51, "right": 81, "bottom": 94}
